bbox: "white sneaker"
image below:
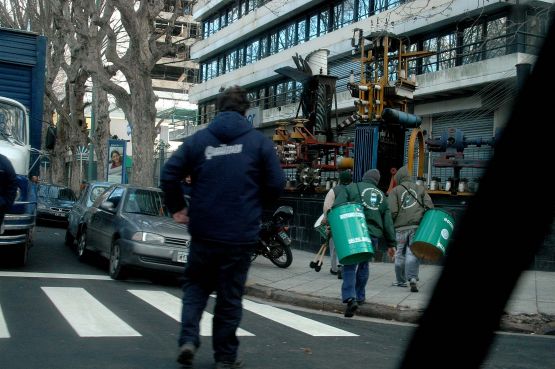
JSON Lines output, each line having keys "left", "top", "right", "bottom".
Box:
{"left": 409, "top": 278, "right": 418, "bottom": 292}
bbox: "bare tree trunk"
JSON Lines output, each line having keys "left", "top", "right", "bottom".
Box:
{"left": 67, "top": 74, "right": 90, "bottom": 193}
{"left": 93, "top": 80, "right": 111, "bottom": 181}
{"left": 40, "top": 96, "right": 54, "bottom": 183}
{"left": 51, "top": 101, "right": 70, "bottom": 185}
{"left": 124, "top": 77, "right": 157, "bottom": 186}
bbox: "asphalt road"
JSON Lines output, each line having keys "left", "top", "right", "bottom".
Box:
{"left": 0, "top": 225, "right": 553, "bottom": 369}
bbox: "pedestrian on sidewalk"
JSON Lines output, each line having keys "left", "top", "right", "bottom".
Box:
{"left": 322, "top": 170, "right": 352, "bottom": 279}
{"left": 160, "top": 85, "right": 285, "bottom": 369}
{"left": 333, "top": 168, "right": 396, "bottom": 317}
{"left": 388, "top": 165, "right": 434, "bottom": 292}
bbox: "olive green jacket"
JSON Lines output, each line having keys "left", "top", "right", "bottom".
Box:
{"left": 333, "top": 180, "right": 397, "bottom": 249}
{"left": 388, "top": 166, "right": 434, "bottom": 231}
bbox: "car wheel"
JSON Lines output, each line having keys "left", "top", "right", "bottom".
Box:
{"left": 77, "top": 229, "right": 89, "bottom": 261}
{"left": 109, "top": 241, "right": 126, "bottom": 280}
{"left": 65, "top": 230, "right": 75, "bottom": 247}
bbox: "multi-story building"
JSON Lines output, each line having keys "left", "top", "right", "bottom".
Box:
{"left": 151, "top": 0, "right": 200, "bottom": 160}
{"left": 187, "top": 0, "right": 554, "bottom": 268}
{"left": 153, "top": 0, "right": 200, "bottom": 97}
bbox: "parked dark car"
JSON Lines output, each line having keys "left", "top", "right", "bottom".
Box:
{"left": 77, "top": 184, "right": 191, "bottom": 279}
{"left": 36, "top": 183, "right": 77, "bottom": 225}
{"left": 65, "top": 181, "right": 112, "bottom": 247}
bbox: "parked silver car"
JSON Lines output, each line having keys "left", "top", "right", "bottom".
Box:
{"left": 77, "top": 184, "right": 191, "bottom": 280}
{"left": 65, "top": 181, "right": 112, "bottom": 247}
{"left": 36, "top": 183, "right": 77, "bottom": 225}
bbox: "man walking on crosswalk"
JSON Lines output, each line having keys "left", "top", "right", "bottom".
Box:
{"left": 161, "top": 85, "right": 285, "bottom": 368}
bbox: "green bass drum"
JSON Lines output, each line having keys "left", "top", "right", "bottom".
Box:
{"left": 411, "top": 208, "right": 455, "bottom": 261}
{"left": 328, "top": 202, "right": 374, "bottom": 265}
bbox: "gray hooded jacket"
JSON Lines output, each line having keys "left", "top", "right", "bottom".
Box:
{"left": 388, "top": 166, "right": 434, "bottom": 231}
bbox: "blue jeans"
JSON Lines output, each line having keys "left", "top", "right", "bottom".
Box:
{"left": 340, "top": 236, "right": 377, "bottom": 303}
{"left": 394, "top": 228, "right": 420, "bottom": 283}
{"left": 178, "top": 238, "right": 252, "bottom": 363}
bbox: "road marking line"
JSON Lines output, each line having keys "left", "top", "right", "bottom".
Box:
{"left": 42, "top": 287, "right": 140, "bottom": 337}
{"left": 0, "top": 271, "right": 111, "bottom": 280}
{"left": 0, "top": 305, "right": 10, "bottom": 338}
{"left": 128, "top": 290, "right": 254, "bottom": 337}
{"left": 241, "top": 298, "right": 358, "bottom": 336}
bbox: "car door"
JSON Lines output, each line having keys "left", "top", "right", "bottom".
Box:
{"left": 68, "top": 185, "right": 88, "bottom": 238}
{"left": 91, "top": 186, "right": 125, "bottom": 257}
{"left": 85, "top": 187, "right": 114, "bottom": 251}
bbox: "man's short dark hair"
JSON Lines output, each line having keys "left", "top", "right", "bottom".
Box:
{"left": 216, "top": 85, "right": 250, "bottom": 115}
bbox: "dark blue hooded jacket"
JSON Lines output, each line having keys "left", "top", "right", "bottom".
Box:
{"left": 160, "top": 111, "right": 285, "bottom": 244}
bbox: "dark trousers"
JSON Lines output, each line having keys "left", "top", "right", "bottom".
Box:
{"left": 178, "top": 238, "right": 252, "bottom": 363}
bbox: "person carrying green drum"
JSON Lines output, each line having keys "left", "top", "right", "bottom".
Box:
{"left": 388, "top": 165, "right": 434, "bottom": 293}
{"left": 333, "top": 168, "right": 396, "bottom": 318}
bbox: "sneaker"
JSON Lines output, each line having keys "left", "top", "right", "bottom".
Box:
{"left": 344, "top": 298, "right": 358, "bottom": 318}
{"left": 337, "top": 267, "right": 343, "bottom": 280}
{"left": 392, "top": 282, "right": 407, "bottom": 287}
{"left": 215, "top": 359, "right": 244, "bottom": 369}
{"left": 409, "top": 278, "right": 418, "bottom": 292}
{"left": 177, "top": 342, "right": 196, "bottom": 366}
{"left": 330, "top": 268, "right": 338, "bottom": 275}
{"left": 357, "top": 299, "right": 365, "bottom": 305}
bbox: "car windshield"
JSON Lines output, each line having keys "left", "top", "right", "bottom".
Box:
{"left": 0, "top": 100, "right": 26, "bottom": 145}
{"left": 124, "top": 188, "right": 169, "bottom": 217}
{"left": 38, "top": 185, "right": 76, "bottom": 201}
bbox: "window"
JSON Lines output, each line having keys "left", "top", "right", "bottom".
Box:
{"left": 278, "top": 28, "right": 287, "bottom": 51}
{"left": 462, "top": 24, "right": 484, "bottom": 64}
{"left": 422, "top": 38, "right": 438, "bottom": 73}
{"left": 245, "top": 40, "right": 260, "bottom": 64}
{"left": 297, "top": 19, "right": 307, "bottom": 44}
{"left": 319, "top": 10, "right": 329, "bottom": 36}
{"left": 106, "top": 187, "right": 125, "bottom": 209}
{"left": 124, "top": 189, "right": 168, "bottom": 217}
{"left": 286, "top": 23, "right": 296, "bottom": 48}
{"left": 438, "top": 33, "right": 457, "bottom": 70}
{"left": 485, "top": 17, "right": 507, "bottom": 59}
{"left": 358, "top": 0, "right": 370, "bottom": 20}
{"left": 309, "top": 14, "right": 318, "bottom": 40}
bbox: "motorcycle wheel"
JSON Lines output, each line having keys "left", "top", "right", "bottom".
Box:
{"left": 268, "top": 243, "right": 293, "bottom": 268}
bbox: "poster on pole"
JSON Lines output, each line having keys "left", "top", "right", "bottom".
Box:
{"left": 107, "top": 139, "right": 127, "bottom": 184}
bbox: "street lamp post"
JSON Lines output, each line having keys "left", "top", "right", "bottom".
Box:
{"left": 87, "top": 84, "right": 96, "bottom": 181}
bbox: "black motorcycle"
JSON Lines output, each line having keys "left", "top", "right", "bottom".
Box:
{"left": 251, "top": 205, "right": 294, "bottom": 268}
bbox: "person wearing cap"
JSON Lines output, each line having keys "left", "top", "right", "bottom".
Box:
{"left": 388, "top": 165, "right": 434, "bottom": 293}
{"left": 322, "top": 170, "right": 353, "bottom": 279}
{"left": 333, "top": 168, "right": 396, "bottom": 317}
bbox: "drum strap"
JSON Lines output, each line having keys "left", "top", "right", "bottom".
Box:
{"left": 400, "top": 184, "right": 430, "bottom": 211}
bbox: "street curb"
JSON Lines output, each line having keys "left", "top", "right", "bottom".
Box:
{"left": 244, "top": 283, "right": 422, "bottom": 324}
{"left": 244, "top": 283, "right": 554, "bottom": 335}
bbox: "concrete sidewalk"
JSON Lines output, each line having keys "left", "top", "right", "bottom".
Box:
{"left": 244, "top": 248, "right": 555, "bottom": 335}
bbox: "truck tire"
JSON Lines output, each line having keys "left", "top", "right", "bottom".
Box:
{"left": 18, "top": 244, "right": 28, "bottom": 266}
{"left": 16, "top": 233, "right": 31, "bottom": 267}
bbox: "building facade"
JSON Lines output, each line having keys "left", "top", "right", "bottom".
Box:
{"left": 153, "top": 0, "right": 200, "bottom": 97}
{"left": 187, "top": 0, "right": 554, "bottom": 269}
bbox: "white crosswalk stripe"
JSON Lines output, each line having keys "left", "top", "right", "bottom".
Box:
{"left": 241, "top": 298, "right": 358, "bottom": 337}
{"left": 42, "top": 287, "right": 141, "bottom": 337}
{"left": 128, "top": 290, "right": 255, "bottom": 336}
{"left": 0, "top": 304, "right": 10, "bottom": 338}
{"left": 1, "top": 286, "right": 358, "bottom": 339}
